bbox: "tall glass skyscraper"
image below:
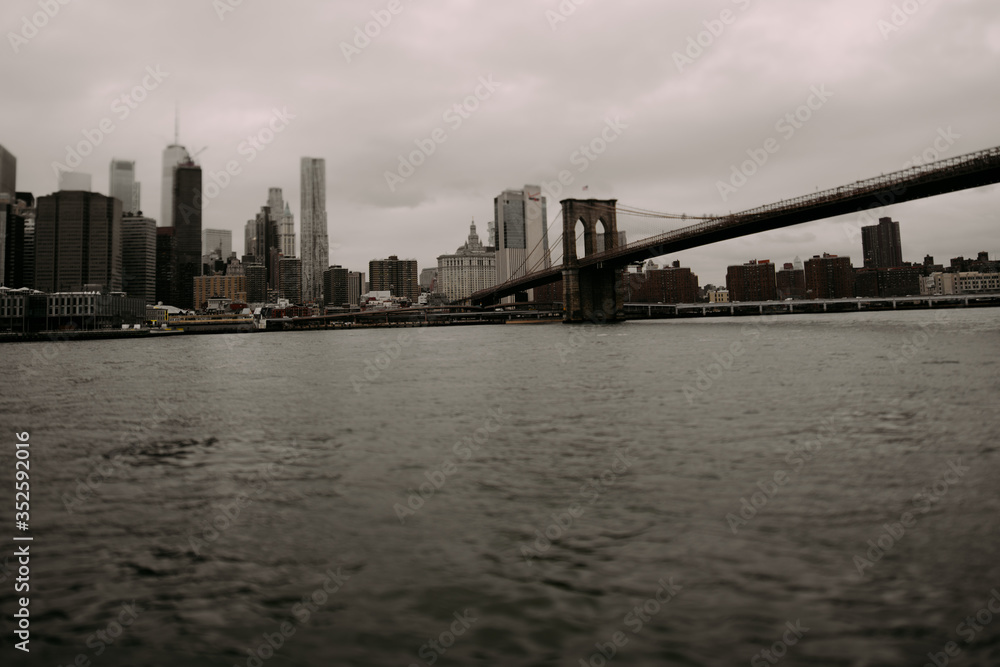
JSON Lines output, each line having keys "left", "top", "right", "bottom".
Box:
{"left": 300, "top": 158, "right": 329, "bottom": 303}
{"left": 161, "top": 144, "right": 190, "bottom": 227}
{"left": 109, "top": 159, "right": 141, "bottom": 215}
{"left": 267, "top": 187, "right": 296, "bottom": 259}
{"left": 0, "top": 143, "right": 16, "bottom": 198}
{"left": 494, "top": 185, "right": 549, "bottom": 302}
{"left": 172, "top": 163, "right": 202, "bottom": 309}
{"left": 34, "top": 192, "right": 122, "bottom": 293}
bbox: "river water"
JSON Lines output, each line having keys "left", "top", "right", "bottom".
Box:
{"left": 1, "top": 309, "right": 999, "bottom": 666}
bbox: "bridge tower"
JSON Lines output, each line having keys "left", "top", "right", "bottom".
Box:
{"left": 561, "top": 199, "right": 625, "bottom": 323}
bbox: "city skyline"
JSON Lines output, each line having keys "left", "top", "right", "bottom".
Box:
{"left": 2, "top": 1, "right": 997, "bottom": 286}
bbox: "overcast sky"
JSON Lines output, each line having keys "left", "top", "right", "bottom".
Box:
{"left": 4, "top": 0, "right": 998, "bottom": 284}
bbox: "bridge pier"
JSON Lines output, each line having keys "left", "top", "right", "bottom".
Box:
{"left": 561, "top": 199, "right": 625, "bottom": 323}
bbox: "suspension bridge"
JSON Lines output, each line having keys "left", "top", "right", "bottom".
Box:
{"left": 466, "top": 145, "right": 1000, "bottom": 322}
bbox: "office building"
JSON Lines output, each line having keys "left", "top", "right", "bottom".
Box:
{"left": 494, "top": 186, "right": 550, "bottom": 301}
{"left": 630, "top": 262, "right": 699, "bottom": 304}
{"left": 436, "top": 220, "right": 497, "bottom": 301}
{"left": 266, "top": 188, "right": 296, "bottom": 259}
{"left": 855, "top": 266, "right": 923, "bottom": 298}
{"left": 203, "top": 229, "right": 232, "bottom": 261}
{"left": 301, "top": 157, "right": 329, "bottom": 303}
{"left": 862, "top": 217, "right": 904, "bottom": 268}
{"left": 245, "top": 206, "right": 280, "bottom": 289}
{"left": 155, "top": 227, "right": 176, "bottom": 304}
{"left": 194, "top": 275, "right": 247, "bottom": 310}
{"left": 245, "top": 264, "right": 268, "bottom": 304}
{"left": 726, "top": 260, "right": 777, "bottom": 302}
{"left": 776, "top": 262, "right": 807, "bottom": 300}
{"left": 279, "top": 257, "right": 302, "bottom": 303}
{"left": 0, "top": 144, "right": 16, "bottom": 198}
{"left": 121, "top": 215, "right": 156, "bottom": 304}
{"left": 20, "top": 193, "right": 36, "bottom": 290}
{"left": 419, "top": 268, "right": 438, "bottom": 292}
{"left": 34, "top": 192, "right": 122, "bottom": 293}
{"left": 172, "top": 162, "right": 202, "bottom": 309}
{"left": 347, "top": 271, "right": 364, "bottom": 306}
{"left": 109, "top": 159, "right": 141, "bottom": 215}
{"left": 323, "top": 265, "right": 349, "bottom": 307}
{"left": 0, "top": 202, "right": 25, "bottom": 288}
{"left": 58, "top": 171, "right": 92, "bottom": 191}
{"left": 805, "top": 253, "right": 854, "bottom": 299}
{"left": 161, "top": 144, "right": 190, "bottom": 227}
{"left": 369, "top": 255, "right": 419, "bottom": 301}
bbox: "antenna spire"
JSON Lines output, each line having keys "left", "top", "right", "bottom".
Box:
{"left": 174, "top": 103, "right": 179, "bottom": 145}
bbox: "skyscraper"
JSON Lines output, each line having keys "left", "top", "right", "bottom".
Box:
{"left": 323, "top": 265, "right": 349, "bottom": 307}
{"left": 494, "top": 186, "right": 549, "bottom": 302}
{"left": 0, "top": 202, "right": 25, "bottom": 288}
{"left": 279, "top": 257, "right": 302, "bottom": 304}
{"left": 155, "top": 227, "right": 176, "bottom": 305}
{"left": 121, "top": 215, "right": 156, "bottom": 303}
{"left": 172, "top": 162, "right": 202, "bottom": 309}
{"left": 805, "top": 253, "right": 854, "bottom": 299}
{"left": 862, "top": 217, "right": 903, "bottom": 269}
{"left": 300, "top": 157, "right": 329, "bottom": 303}
{"left": 347, "top": 271, "right": 364, "bottom": 306}
{"left": 246, "top": 206, "right": 280, "bottom": 289}
{"left": 267, "top": 187, "right": 296, "bottom": 258}
{"left": 726, "top": 260, "right": 777, "bottom": 302}
{"left": 369, "top": 256, "right": 418, "bottom": 300}
{"left": 35, "top": 191, "right": 122, "bottom": 293}
{"left": 245, "top": 264, "right": 268, "bottom": 304}
{"left": 161, "top": 144, "right": 190, "bottom": 227}
{"left": 202, "top": 229, "right": 232, "bottom": 261}
{"left": 109, "top": 159, "right": 141, "bottom": 215}
{"left": 0, "top": 144, "right": 16, "bottom": 198}
{"left": 280, "top": 202, "right": 295, "bottom": 258}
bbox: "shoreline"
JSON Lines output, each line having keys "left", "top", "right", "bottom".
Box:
{"left": 1, "top": 296, "right": 998, "bottom": 345}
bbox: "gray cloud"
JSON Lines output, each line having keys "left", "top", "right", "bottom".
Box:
{"left": 4, "top": 0, "right": 997, "bottom": 284}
